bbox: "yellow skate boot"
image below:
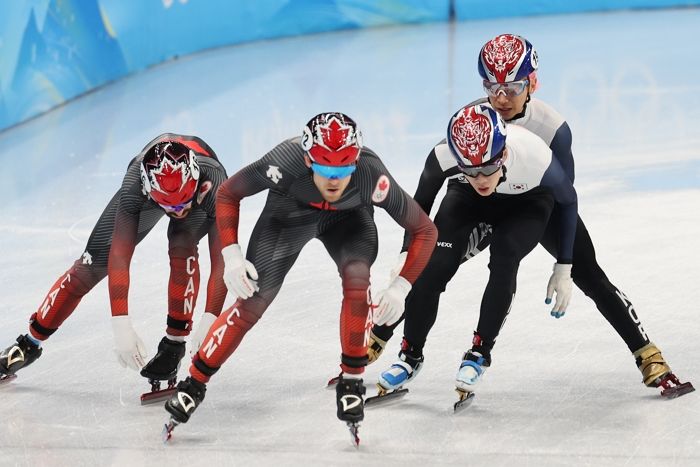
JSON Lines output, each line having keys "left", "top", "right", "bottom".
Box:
{"left": 633, "top": 343, "right": 694, "bottom": 398}
{"left": 634, "top": 343, "right": 670, "bottom": 387}
{"left": 367, "top": 330, "right": 388, "bottom": 364}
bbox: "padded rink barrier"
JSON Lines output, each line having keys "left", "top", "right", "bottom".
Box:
{"left": 453, "top": 0, "right": 700, "bottom": 20}
{"left": 0, "top": 0, "right": 449, "bottom": 132}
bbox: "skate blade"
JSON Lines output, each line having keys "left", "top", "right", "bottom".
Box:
{"left": 326, "top": 375, "right": 368, "bottom": 391}
{"left": 661, "top": 381, "right": 695, "bottom": 399}
{"left": 141, "top": 387, "right": 177, "bottom": 405}
{"left": 326, "top": 375, "right": 341, "bottom": 389}
{"left": 365, "top": 385, "right": 409, "bottom": 407}
{"left": 453, "top": 389, "right": 475, "bottom": 413}
{"left": 0, "top": 374, "right": 17, "bottom": 386}
{"left": 346, "top": 422, "right": 360, "bottom": 448}
{"left": 162, "top": 418, "right": 179, "bottom": 443}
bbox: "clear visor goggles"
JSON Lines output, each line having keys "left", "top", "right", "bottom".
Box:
{"left": 461, "top": 156, "right": 504, "bottom": 178}
{"left": 310, "top": 162, "right": 357, "bottom": 180}
{"left": 483, "top": 79, "right": 529, "bottom": 98}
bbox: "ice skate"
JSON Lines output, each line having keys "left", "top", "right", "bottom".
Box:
{"left": 366, "top": 350, "right": 422, "bottom": 407}
{"left": 634, "top": 343, "right": 694, "bottom": 399}
{"left": 163, "top": 376, "right": 207, "bottom": 441}
{"left": 0, "top": 335, "right": 43, "bottom": 383}
{"left": 336, "top": 375, "right": 366, "bottom": 447}
{"left": 140, "top": 337, "right": 186, "bottom": 405}
{"left": 367, "top": 329, "right": 388, "bottom": 364}
{"left": 454, "top": 350, "right": 490, "bottom": 412}
{"left": 326, "top": 373, "right": 368, "bottom": 390}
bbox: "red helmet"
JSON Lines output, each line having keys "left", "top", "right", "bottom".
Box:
{"left": 140, "top": 141, "right": 200, "bottom": 207}
{"left": 301, "top": 112, "right": 363, "bottom": 166}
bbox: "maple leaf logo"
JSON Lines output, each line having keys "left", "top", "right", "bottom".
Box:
{"left": 317, "top": 116, "right": 351, "bottom": 151}
{"left": 372, "top": 175, "right": 391, "bottom": 203}
{"left": 150, "top": 158, "right": 189, "bottom": 194}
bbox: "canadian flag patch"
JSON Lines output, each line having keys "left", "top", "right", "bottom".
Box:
{"left": 372, "top": 175, "right": 390, "bottom": 203}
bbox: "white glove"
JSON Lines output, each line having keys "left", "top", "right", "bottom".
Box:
{"left": 222, "top": 244, "right": 259, "bottom": 299}
{"left": 189, "top": 312, "right": 217, "bottom": 356}
{"left": 546, "top": 263, "right": 573, "bottom": 318}
{"left": 389, "top": 251, "right": 408, "bottom": 281}
{"left": 111, "top": 315, "right": 148, "bottom": 371}
{"left": 372, "top": 276, "right": 412, "bottom": 326}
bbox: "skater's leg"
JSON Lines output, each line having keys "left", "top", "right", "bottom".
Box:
{"left": 402, "top": 186, "right": 479, "bottom": 356}
{"left": 318, "top": 209, "right": 377, "bottom": 423}
{"left": 187, "top": 197, "right": 320, "bottom": 384}
{"left": 466, "top": 191, "right": 553, "bottom": 385}
{"left": 378, "top": 187, "right": 479, "bottom": 390}
{"left": 319, "top": 208, "right": 378, "bottom": 377}
{"left": 540, "top": 214, "right": 649, "bottom": 352}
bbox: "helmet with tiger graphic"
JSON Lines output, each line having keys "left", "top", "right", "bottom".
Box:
{"left": 447, "top": 103, "right": 507, "bottom": 177}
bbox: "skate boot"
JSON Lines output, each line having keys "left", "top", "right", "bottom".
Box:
{"left": 336, "top": 375, "right": 366, "bottom": 423}
{"left": 0, "top": 335, "right": 43, "bottom": 380}
{"left": 140, "top": 337, "right": 186, "bottom": 404}
{"left": 141, "top": 337, "right": 186, "bottom": 381}
{"left": 633, "top": 343, "right": 694, "bottom": 399}
{"left": 453, "top": 349, "right": 490, "bottom": 412}
{"left": 634, "top": 343, "right": 671, "bottom": 387}
{"left": 367, "top": 329, "right": 388, "bottom": 364}
{"left": 456, "top": 349, "right": 490, "bottom": 391}
{"left": 377, "top": 350, "right": 423, "bottom": 391}
{"left": 164, "top": 376, "right": 207, "bottom": 424}
{"left": 336, "top": 375, "right": 366, "bottom": 446}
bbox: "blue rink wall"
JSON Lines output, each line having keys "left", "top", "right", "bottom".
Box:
{"left": 1, "top": 0, "right": 698, "bottom": 132}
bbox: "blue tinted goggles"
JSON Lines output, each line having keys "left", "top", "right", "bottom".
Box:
{"left": 310, "top": 162, "right": 356, "bottom": 179}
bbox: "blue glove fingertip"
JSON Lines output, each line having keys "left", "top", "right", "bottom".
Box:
{"left": 545, "top": 298, "right": 552, "bottom": 305}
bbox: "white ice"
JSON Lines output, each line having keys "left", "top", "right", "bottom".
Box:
{"left": 1, "top": 8, "right": 699, "bottom": 467}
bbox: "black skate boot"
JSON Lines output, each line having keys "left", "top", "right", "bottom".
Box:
{"left": 139, "top": 337, "right": 186, "bottom": 405}
{"left": 165, "top": 377, "right": 206, "bottom": 423}
{"left": 141, "top": 337, "right": 186, "bottom": 380}
{"left": 0, "top": 335, "right": 43, "bottom": 381}
{"left": 336, "top": 375, "right": 366, "bottom": 423}
{"left": 163, "top": 376, "right": 207, "bottom": 441}
{"left": 336, "top": 375, "right": 366, "bottom": 447}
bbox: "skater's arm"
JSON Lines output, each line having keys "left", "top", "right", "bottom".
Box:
{"left": 549, "top": 122, "right": 575, "bottom": 183}
{"left": 204, "top": 222, "right": 227, "bottom": 317}
{"left": 401, "top": 143, "right": 459, "bottom": 252}
{"left": 107, "top": 166, "right": 148, "bottom": 317}
{"left": 542, "top": 163, "right": 578, "bottom": 263}
{"left": 216, "top": 143, "right": 298, "bottom": 247}
{"left": 412, "top": 148, "right": 451, "bottom": 218}
{"left": 371, "top": 161, "right": 437, "bottom": 284}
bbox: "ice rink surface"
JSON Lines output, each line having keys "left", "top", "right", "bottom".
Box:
{"left": 1, "top": 8, "right": 699, "bottom": 467}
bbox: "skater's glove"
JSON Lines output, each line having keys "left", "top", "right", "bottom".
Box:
{"left": 373, "top": 276, "right": 412, "bottom": 326}
{"left": 190, "top": 312, "right": 217, "bottom": 356}
{"left": 111, "top": 315, "right": 148, "bottom": 371}
{"left": 546, "top": 263, "right": 573, "bottom": 318}
{"left": 222, "top": 244, "right": 259, "bottom": 299}
{"left": 389, "top": 251, "right": 408, "bottom": 282}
